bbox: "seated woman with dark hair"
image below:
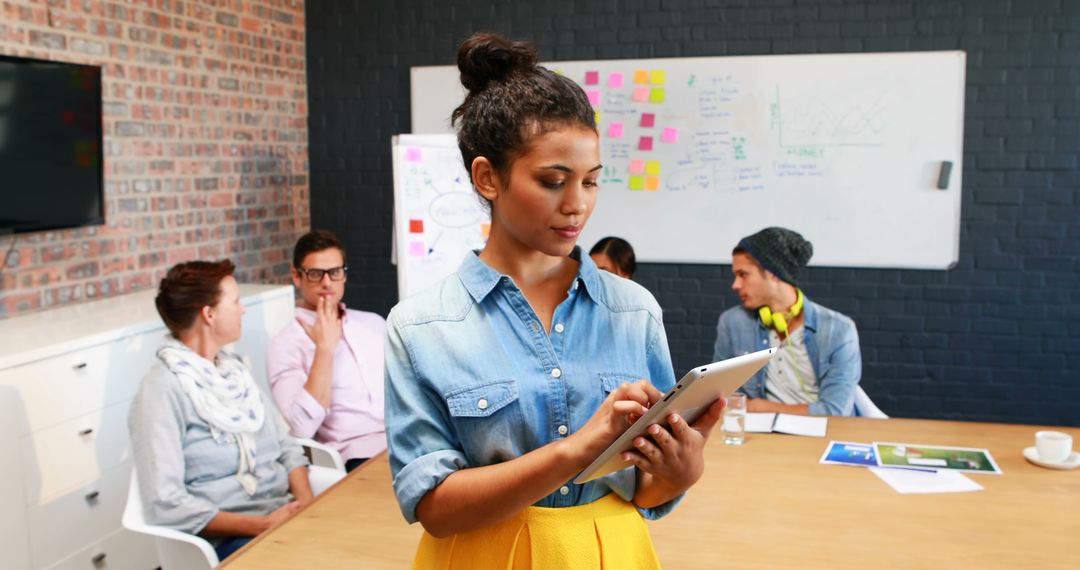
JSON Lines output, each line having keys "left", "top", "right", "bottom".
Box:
{"left": 128, "top": 259, "right": 312, "bottom": 561}
{"left": 589, "top": 236, "right": 637, "bottom": 279}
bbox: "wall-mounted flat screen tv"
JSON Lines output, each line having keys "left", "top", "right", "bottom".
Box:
{"left": 0, "top": 55, "right": 104, "bottom": 235}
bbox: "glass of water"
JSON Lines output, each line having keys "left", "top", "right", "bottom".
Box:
{"left": 723, "top": 393, "right": 747, "bottom": 445}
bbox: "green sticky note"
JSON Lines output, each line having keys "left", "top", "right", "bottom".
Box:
{"left": 629, "top": 175, "right": 645, "bottom": 190}
{"left": 649, "top": 88, "right": 665, "bottom": 103}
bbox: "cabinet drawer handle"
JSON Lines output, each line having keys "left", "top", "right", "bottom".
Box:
{"left": 79, "top": 428, "right": 94, "bottom": 436}
{"left": 85, "top": 490, "right": 100, "bottom": 502}
{"left": 73, "top": 362, "right": 88, "bottom": 370}
{"left": 92, "top": 552, "right": 106, "bottom": 565}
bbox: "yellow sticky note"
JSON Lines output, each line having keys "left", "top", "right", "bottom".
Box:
{"left": 650, "top": 70, "right": 666, "bottom": 85}
{"left": 594, "top": 111, "right": 601, "bottom": 124}
{"left": 634, "top": 69, "right": 649, "bottom": 84}
{"left": 645, "top": 176, "right": 660, "bottom": 191}
{"left": 645, "top": 160, "right": 661, "bottom": 175}
{"left": 629, "top": 175, "right": 645, "bottom": 190}
{"left": 649, "top": 88, "right": 665, "bottom": 103}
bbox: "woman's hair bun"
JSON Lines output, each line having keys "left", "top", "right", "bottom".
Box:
{"left": 456, "top": 32, "right": 538, "bottom": 94}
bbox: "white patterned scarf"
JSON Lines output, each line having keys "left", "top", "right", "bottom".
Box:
{"left": 157, "top": 338, "right": 265, "bottom": 495}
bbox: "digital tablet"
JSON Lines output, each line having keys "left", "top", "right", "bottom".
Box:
{"left": 573, "top": 347, "right": 778, "bottom": 484}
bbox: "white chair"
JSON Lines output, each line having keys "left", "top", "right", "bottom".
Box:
{"left": 122, "top": 439, "right": 346, "bottom": 569}
{"left": 853, "top": 385, "right": 888, "bottom": 419}
{"left": 295, "top": 437, "right": 346, "bottom": 472}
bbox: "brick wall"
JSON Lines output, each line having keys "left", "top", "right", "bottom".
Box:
{"left": 306, "top": 0, "right": 1080, "bottom": 426}
{"left": 0, "top": 0, "right": 310, "bottom": 318}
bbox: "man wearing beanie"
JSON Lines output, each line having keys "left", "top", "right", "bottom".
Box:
{"left": 712, "top": 227, "right": 862, "bottom": 416}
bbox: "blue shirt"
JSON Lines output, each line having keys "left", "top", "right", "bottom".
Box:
{"left": 712, "top": 298, "right": 862, "bottom": 416}
{"left": 385, "top": 247, "right": 679, "bottom": 524}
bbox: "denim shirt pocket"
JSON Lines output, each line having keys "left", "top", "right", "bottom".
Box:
{"left": 444, "top": 379, "right": 522, "bottom": 463}
{"left": 445, "top": 379, "right": 519, "bottom": 418}
{"left": 598, "top": 372, "right": 647, "bottom": 395}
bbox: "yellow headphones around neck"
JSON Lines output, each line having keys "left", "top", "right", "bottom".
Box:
{"left": 759, "top": 288, "right": 804, "bottom": 335}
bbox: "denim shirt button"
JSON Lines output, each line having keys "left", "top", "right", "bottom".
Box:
{"left": 559, "top": 486, "right": 570, "bottom": 495}
{"left": 551, "top": 368, "right": 562, "bottom": 378}
{"left": 477, "top": 398, "right": 489, "bottom": 410}
{"left": 558, "top": 424, "right": 568, "bottom": 435}
{"left": 554, "top": 323, "right": 565, "bottom": 333}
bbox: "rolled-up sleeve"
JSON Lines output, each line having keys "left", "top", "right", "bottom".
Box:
{"left": 129, "top": 368, "right": 219, "bottom": 534}
{"left": 384, "top": 313, "right": 468, "bottom": 524}
{"left": 267, "top": 324, "right": 329, "bottom": 439}
{"left": 809, "top": 320, "right": 862, "bottom": 417}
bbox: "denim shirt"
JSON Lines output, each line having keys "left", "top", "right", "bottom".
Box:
{"left": 712, "top": 298, "right": 862, "bottom": 416}
{"left": 385, "top": 247, "right": 679, "bottom": 524}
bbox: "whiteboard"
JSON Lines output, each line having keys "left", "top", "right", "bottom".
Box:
{"left": 410, "top": 51, "right": 966, "bottom": 269}
{"left": 391, "top": 134, "right": 489, "bottom": 300}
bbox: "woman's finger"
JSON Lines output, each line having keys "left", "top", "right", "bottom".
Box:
{"left": 689, "top": 399, "right": 727, "bottom": 435}
{"left": 633, "top": 435, "right": 662, "bottom": 462}
{"left": 646, "top": 422, "right": 678, "bottom": 453}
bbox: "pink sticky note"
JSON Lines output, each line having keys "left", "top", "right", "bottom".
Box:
{"left": 607, "top": 122, "right": 624, "bottom": 138}
{"left": 640, "top": 113, "right": 655, "bottom": 128}
{"left": 632, "top": 87, "right": 650, "bottom": 102}
{"left": 587, "top": 90, "right": 601, "bottom": 106}
{"left": 661, "top": 127, "right": 679, "bottom": 143}
{"left": 638, "top": 136, "right": 653, "bottom": 151}
{"left": 405, "top": 147, "right": 422, "bottom": 161}
{"left": 608, "top": 72, "right": 624, "bottom": 88}
{"left": 629, "top": 159, "right": 646, "bottom": 174}
{"left": 409, "top": 241, "right": 425, "bottom": 256}
{"left": 585, "top": 71, "right": 599, "bottom": 85}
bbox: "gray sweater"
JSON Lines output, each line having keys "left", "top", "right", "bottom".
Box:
{"left": 129, "top": 360, "right": 309, "bottom": 536}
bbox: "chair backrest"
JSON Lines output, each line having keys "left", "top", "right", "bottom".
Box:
{"left": 122, "top": 461, "right": 344, "bottom": 569}
{"left": 853, "top": 385, "right": 888, "bottom": 419}
{"left": 122, "top": 470, "right": 220, "bottom": 569}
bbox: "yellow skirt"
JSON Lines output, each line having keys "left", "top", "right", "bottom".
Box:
{"left": 412, "top": 493, "right": 661, "bottom": 569}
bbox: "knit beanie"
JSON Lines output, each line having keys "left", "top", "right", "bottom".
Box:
{"left": 735, "top": 227, "right": 813, "bottom": 286}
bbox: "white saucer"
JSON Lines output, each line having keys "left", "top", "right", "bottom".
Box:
{"left": 1023, "top": 447, "right": 1080, "bottom": 470}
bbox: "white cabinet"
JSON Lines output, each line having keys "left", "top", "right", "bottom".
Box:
{"left": 0, "top": 284, "right": 295, "bottom": 569}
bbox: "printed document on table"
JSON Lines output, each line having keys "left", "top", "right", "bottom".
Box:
{"left": 773, "top": 413, "right": 828, "bottom": 437}
{"left": 869, "top": 467, "right": 983, "bottom": 494}
{"left": 745, "top": 413, "right": 776, "bottom": 433}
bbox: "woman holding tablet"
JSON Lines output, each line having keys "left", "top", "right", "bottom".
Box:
{"left": 384, "top": 32, "right": 725, "bottom": 568}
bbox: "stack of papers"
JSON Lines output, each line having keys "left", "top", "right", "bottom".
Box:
{"left": 745, "top": 412, "right": 828, "bottom": 437}
{"left": 869, "top": 467, "right": 984, "bottom": 494}
{"left": 817, "top": 440, "right": 997, "bottom": 494}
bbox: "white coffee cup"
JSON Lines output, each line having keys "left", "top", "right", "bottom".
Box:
{"left": 1035, "top": 430, "right": 1073, "bottom": 464}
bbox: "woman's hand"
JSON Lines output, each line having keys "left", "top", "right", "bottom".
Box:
{"left": 261, "top": 500, "right": 302, "bottom": 533}
{"left": 626, "top": 397, "right": 726, "bottom": 506}
{"left": 564, "top": 380, "right": 663, "bottom": 466}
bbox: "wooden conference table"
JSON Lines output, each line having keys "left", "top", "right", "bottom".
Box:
{"left": 222, "top": 417, "right": 1080, "bottom": 569}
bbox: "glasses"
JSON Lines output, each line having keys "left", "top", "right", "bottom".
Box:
{"left": 297, "top": 266, "right": 348, "bottom": 282}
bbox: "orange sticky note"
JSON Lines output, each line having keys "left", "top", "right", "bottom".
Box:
{"left": 634, "top": 69, "right": 649, "bottom": 84}
{"left": 645, "top": 176, "right": 660, "bottom": 191}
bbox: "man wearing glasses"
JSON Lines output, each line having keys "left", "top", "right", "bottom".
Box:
{"left": 267, "top": 230, "right": 387, "bottom": 471}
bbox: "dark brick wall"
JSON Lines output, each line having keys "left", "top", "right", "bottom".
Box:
{"left": 307, "top": 0, "right": 1080, "bottom": 426}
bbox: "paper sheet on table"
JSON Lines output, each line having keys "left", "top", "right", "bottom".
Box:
{"left": 745, "top": 413, "right": 776, "bottom": 433}
{"left": 869, "top": 467, "right": 984, "bottom": 494}
{"left": 773, "top": 413, "right": 828, "bottom": 437}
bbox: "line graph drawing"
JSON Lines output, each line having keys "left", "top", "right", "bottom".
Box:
{"left": 773, "top": 85, "right": 888, "bottom": 148}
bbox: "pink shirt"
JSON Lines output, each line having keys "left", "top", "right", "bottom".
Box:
{"left": 267, "top": 306, "right": 387, "bottom": 460}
